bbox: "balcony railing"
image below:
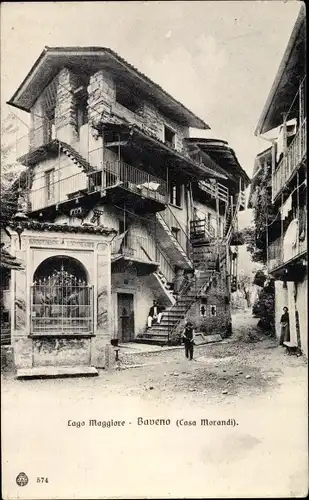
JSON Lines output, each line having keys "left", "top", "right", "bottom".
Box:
{"left": 27, "top": 166, "right": 88, "bottom": 212}
{"left": 272, "top": 117, "right": 307, "bottom": 201}
{"left": 190, "top": 218, "right": 216, "bottom": 241}
{"left": 198, "top": 180, "right": 229, "bottom": 204}
{"left": 88, "top": 161, "right": 168, "bottom": 205}
{"left": 111, "top": 233, "right": 158, "bottom": 263}
{"left": 268, "top": 230, "right": 307, "bottom": 271}
{"left": 157, "top": 206, "right": 193, "bottom": 261}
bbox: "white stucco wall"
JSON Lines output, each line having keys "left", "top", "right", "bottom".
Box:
{"left": 111, "top": 269, "right": 157, "bottom": 338}
{"left": 296, "top": 277, "right": 307, "bottom": 357}
{"left": 30, "top": 154, "right": 88, "bottom": 211}
{"left": 275, "top": 280, "right": 288, "bottom": 340}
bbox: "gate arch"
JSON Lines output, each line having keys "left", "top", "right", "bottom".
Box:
{"left": 31, "top": 255, "right": 93, "bottom": 335}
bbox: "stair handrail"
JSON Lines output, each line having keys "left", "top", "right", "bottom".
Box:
{"left": 166, "top": 267, "right": 220, "bottom": 343}
{"left": 225, "top": 191, "right": 242, "bottom": 244}
{"left": 166, "top": 243, "right": 227, "bottom": 342}
{"left": 154, "top": 244, "right": 176, "bottom": 285}
{"left": 156, "top": 205, "right": 193, "bottom": 261}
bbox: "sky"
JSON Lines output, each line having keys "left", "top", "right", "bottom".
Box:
{"left": 1, "top": 0, "right": 302, "bottom": 226}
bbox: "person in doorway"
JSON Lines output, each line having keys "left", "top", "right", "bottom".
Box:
{"left": 182, "top": 320, "right": 195, "bottom": 360}
{"left": 147, "top": 300, "right": 165, "bottom": 328}
{"left": 279, "top": 306, "right": 290, "bottom": 345}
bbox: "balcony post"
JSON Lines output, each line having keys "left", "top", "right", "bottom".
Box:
{"left": 299, "top": 79, "right": 304, "bottom": 159}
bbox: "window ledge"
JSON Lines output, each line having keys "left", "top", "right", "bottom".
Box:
{"left": 29, "top": 333, "right": 95, "bottom": 339}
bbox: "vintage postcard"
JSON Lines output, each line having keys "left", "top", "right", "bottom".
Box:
{"left": 1, "top": 1, "right": 308, "bottom": 498}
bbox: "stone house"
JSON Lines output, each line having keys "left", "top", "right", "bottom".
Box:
{"left": 253, "top": 6, "right": 307, "bottom": 357}
{"left": 6, "top": 46, "right": 249, "bottom": 376}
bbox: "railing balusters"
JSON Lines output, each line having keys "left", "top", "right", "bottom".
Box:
{"left": 87, "top": 160, "right": 168, "bottom": 204}
{"left": 273, "top": 117, "right": 307, "bottom": 200}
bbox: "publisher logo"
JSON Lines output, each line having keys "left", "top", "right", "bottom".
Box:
{"left": 16, "top": 472, "right": 29, "bottom": 487}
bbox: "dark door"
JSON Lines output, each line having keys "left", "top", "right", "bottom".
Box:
{"left": 117, "top": 293, "right": 135, "bottom": 342}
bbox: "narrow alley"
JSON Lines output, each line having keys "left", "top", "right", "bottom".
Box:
{"left": 2, "top": 312, "right": 308, "bottom": 499}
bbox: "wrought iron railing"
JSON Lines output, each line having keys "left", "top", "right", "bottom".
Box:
{"left": 88, "top": 160, "right": 168, "bottom": 205}
{"left": 156, "top": 205, "right": 193, "bottom": 261}
{"left": 30, "top": 277, "right": 93, "bottom": 335}
{"left": 273, "top": 117, "right": 307, "bottom": 201}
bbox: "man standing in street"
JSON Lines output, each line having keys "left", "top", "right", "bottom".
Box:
{"left": 182, "top": 320, "right": 195, "bottom": 360}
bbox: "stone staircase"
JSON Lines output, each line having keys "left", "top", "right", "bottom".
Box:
{"left": 136, "top": 266, "right": 221, "bottom": 345}
{"left": 152, "top": 269, "right": 176, "bottom": 305}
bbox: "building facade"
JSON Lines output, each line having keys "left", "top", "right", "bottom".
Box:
{"left": 254, "top": 6, "right": 307, "bottom": 356}
{"left": 6, "top": 46, "right": 249, "bottom": 376}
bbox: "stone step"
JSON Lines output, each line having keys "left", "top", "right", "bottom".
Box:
{"left": 16, "top": 366, "right": 99, "bottom": 379}
{"left": 135, "top": 337, "right": 169, "bottom": 346}
{"left": 143, "top": 331, "right": 169, "bottom": 338}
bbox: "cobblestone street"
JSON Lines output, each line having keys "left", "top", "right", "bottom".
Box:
{"left": 2, "top": 312, "right": 308, "bottom": 499}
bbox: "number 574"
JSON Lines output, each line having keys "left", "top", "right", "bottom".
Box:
{"left": 37, "top": 477, "right": 49, "bottom": 483}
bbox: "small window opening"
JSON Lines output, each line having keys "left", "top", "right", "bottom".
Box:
{"left": 169, "top": 182, "right": 182, "bottom": 207}
{"left": 164, "top": 125, "right": 176, "bottom": 147}
{"left": 116, "top": 85, "right": 139, "bottom": 113}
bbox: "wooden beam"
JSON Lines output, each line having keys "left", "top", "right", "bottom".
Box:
{"left": 105, "top": 140, "right": 129, "bottom": 148}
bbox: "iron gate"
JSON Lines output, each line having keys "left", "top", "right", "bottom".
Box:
{"left": 31, "top": 268, "right": 93, "bottom": 335}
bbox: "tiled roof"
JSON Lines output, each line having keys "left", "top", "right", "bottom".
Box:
{"left": 60, "top": 141, "right": 95, "bottom": 173}
{"left": 8, "top": 220, "right": 117, "bottom": 235}
{"left": 17, "top": 139, "right": 95, "bottom": 172}
{"left": 185, "top": 138, "right": 250, "bottom": 185}
{"left": 8, "top": 46, "right": 209, "bottom": 129}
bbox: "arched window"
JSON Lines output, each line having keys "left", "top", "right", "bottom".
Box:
{"left": 31, "top": 256, "right": 93, "bottom": 335}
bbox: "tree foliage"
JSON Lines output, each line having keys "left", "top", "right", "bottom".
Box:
{"left": 242, "top": 155, "right": 278, "bottom": 263}
{"left": 1, "top": 113, "right": 26, "bottom": 228}
{"left": 252, "top": 279, "right": 275, "bottom": 334}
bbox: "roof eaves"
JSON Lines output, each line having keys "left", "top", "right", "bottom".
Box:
{"left": 7, "top": 46, "right": 210, "bottom": 130}
{"left": 254, "top": 5, "right": 305, "bottom": 136}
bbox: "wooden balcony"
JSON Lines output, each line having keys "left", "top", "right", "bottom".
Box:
{"left": 198, "top": 180, "right": 229, "bottom": 204}
{"left": 268, "top": 230, "right": 307, "bottom": 275}
{"left": 111, "top": 233, "right": 159, "bottom": 275}
{"left": 88, "top": 161, "right": 168, "bottom": 213}
{"left": 272, "top": 117, "right": 307, "bottom": 201}
{"left": 190, "top": 218, "right": 216, "bottom": 243}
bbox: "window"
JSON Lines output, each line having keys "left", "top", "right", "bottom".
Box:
{"left": 169, "top": 182, "right": 182, "bottom": 207}
{"left": 210, "top": 305, "right": 217, "bottom": 317}
{"left": 164, "top": 125, "right": 176, "bottom": 148}
{"left": 45, "top": 169, "right": 54, "bottom": 202}
{"left": 171, "top": 227, "right": 180, "bottom": 242}
{"left": 116, "top": 85, "right": 139, "bottom": 113}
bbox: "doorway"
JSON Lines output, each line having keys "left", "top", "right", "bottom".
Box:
{"left": 117, "top": 293, "right": 135, "bottom": 342}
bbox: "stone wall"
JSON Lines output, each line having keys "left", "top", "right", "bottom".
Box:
{"left": 86, "top": 69, "right": 189, "bottom": 152}
{"left": 296, "top": 277, "right": 308, "bottom": 357}
{"left": 55, "top": 68, "right": 80, "bottom": 143}
{"left": 88, "top": 70, "right": 115, "bottom": 128}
